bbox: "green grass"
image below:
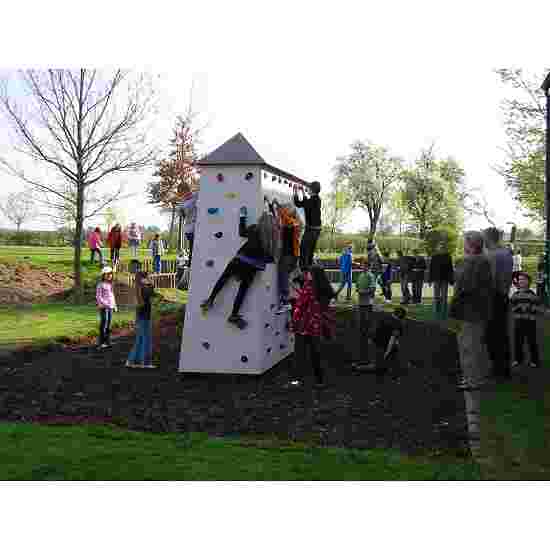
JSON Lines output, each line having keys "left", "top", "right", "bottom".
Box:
{"left": 0, "top": 303, "right": 137, "bottom": 347}
{"left": 0, "top": 423, "right": 481, "bottom": 480}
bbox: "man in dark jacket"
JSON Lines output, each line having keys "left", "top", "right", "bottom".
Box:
{"left": 397, "top": 250, "right": 414, "bottom": 305}
{"left": 428, "top": 244, "right": 454, "bottom": 320}
{"left": 483, "top": 226, "right": 514, "bottom": 379}
{"left": 411, "top": 249, "right": 427, "bottom": 304}
{"left": 294, "top": 181, "right": 322, "bottom": 268}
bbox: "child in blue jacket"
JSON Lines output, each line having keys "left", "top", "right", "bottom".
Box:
{"left": 335, "top": 245, "right": 353, "bottom": 301}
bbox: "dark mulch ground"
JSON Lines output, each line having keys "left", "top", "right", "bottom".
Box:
{"left": 0, "top": 309, "right": 469, "bottom": 456}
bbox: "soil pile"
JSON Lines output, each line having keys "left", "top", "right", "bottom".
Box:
{"left": 0, "top": 262, "right": 73, "bottom": 305}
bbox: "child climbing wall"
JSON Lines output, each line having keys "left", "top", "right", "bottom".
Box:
{"left": 179, "top": 133, "right": 309, "bottom": 374}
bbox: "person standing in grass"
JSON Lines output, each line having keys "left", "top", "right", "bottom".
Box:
{"left": 126, "top": 271, "right": 155, "bottom": 368}
{"left": 411, "top": 249, "right": 427, "bottom": 304}
{"left": 290, "top": 265, "right": 336, "bottom": 387}
{"left": 428, "top": 243, "right": 454, "bottom": 320}
{"left": 96, "top": 266, "right": 117, "bottom": 349}
{"left": 150, "top": 233, "right": 164, "bottom": 274}
{"left": 88, "top": 227, "right": 104, "bottom": 265}
{"left": 335, "top": 244, "right": 353, "bottom": 301}
{"left": 353, "top": 262, "right": 377, "bottom": 367}
{"left": 127, "top": 222, "right": 141, "bottom": 258}
{"left": 107, "top": 223, "right": 123, "bottom": 267}
{"left": 379, "top": 261, "right": 393, "bottom": 303}
{"left": 510, "top": 272, "right": 542, "bottom": 370}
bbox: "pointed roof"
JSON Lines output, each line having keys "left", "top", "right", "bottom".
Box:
{"left": 198, "top": 133, "right": 266, "bottom": 165}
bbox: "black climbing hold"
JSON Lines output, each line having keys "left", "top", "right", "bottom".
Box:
{"left": 272, "top": 175, "right": 276, "bottom": 181}
{"left": 245, "top": 172, "right": 254, "bottom": 180}
{"left": 202, "top": 342, "right": 210, "bottom": 350}
{"left": 217, "top": 173, "right": 224, "bottom": 182}
{"left": 280, "top": 344, "right": 286, "bottom": 350}
{"left": 214, "top": 232, "right": 223, "bottom": 238}
{"left": 206, "top": 260, "right": 214, "bottom": 267}
{"left": 241, "top": 355, "right": 248, "bottom": 363}
{"left": 267, "top": 347, "right": 272, "bottom": 354}
{"left": 208, "top": 207, "right": 219, "bottom": 214}
{"left": 264, "top": 323, "right": 270, "bottom": 328}
{"left": 270, "top": 304, "right": 275, "bottom": 310}
{"left": 275, "top": 331, "right": 280, "bottom": 336}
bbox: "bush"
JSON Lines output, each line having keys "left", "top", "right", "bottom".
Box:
{"left": 317, "top": 231, "right": 423, "bottom": 257}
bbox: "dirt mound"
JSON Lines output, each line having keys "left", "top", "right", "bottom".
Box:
{"left": 0, "top": 262, "right": 73, "bottom": 305}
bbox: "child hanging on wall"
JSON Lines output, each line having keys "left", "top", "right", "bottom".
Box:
{"left": 290, "top": 265, "right": 336, "bottom": 387}
{"left": 293, "top": 181, "right": 322, "bottom": 268}
{"left": 353, "top": 306, "right": 406, "bottom": 374}
{"left": 335, "top": 244, "right": 353, "bottom": 301}
{"left": 181, "top": 191, "right": 198, "bottom": 265}
{"left": 276, "top": 202, "right": 302, "bottom": 312}
{"left": 96, "top": 266, "right": 117, "bottom": 349}
{"left": 200, "top": 205, "right": 272, "bottom": 330}
{"left": 510, "top": 272, "right": 543, "bottom": 369}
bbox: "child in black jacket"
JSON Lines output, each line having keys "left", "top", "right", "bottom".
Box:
{"left": 200, "top": 206, "right": 269, "bottom": 330}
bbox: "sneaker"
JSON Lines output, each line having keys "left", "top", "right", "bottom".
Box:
{"left": 228, "top": 315, "right": 248, "bottom": 330}
{"left": 511, "top": 361, "right": 520, "bottom": 370}
{"left": 100, "top": 343, "right": 109, "bottom": 349}
{"left": 385, "top": 299, "right": 391, "bottom": 303}
{"left": 275, "top": 304, "right": 292, "bottom": 314}
{"left": 529, "top": 362, "right": 539, "bottom": 369}
{"left": 144, "top": 364, "right": 158, "bottom": 369}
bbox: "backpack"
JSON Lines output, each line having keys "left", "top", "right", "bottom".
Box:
{"left": 257, "top": 199, "right": 281, "bottom": 261}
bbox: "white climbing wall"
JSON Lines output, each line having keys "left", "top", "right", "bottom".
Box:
{"left": 179, "top": 134, "right": 308, "bottom": 374}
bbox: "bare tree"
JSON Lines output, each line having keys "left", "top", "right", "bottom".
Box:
{"left": 0, "top": 69, "right": 158, "bottom": 301}
{"left": 0, "top": 189, "right": 37, "bottom": 231}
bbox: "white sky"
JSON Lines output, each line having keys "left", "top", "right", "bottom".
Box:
{"left": 1, "top": 0, "right": 549, "bottom": 234}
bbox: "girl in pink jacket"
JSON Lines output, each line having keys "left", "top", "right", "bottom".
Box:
{"left": 88, "top": 227, "right": 103, "bottom": 265}
{"left": 96, "top": 266, "right": 117, "bottom": 348}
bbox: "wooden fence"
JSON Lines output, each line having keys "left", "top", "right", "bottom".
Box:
{"left": 117, "top": 259, "right": 178, "bottom": 274}
{"left": 124, "top": 272, "right": 177, "bottom": 289}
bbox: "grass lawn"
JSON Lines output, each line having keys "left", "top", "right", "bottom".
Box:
{"left": 0, "top": 423, "right": 481, "bottom": 480}
{"left": 0, "top": 303, "right": 137, "bottom": 347}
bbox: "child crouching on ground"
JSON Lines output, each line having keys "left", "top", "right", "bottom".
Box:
{"left": 353, "top": 306, "right": 406, "bottom": 374}
{"left": 96, "top": 266, "right": 117, "bottom": 349}
{"left": 510, "top": 272, "right": 543, "bottom": 369}
{"left": 290, "top": 265, "right": 336, "bottom": 387}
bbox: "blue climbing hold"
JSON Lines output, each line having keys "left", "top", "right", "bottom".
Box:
{"left": 206, "top": 260, "right": 214, "bottom": 267}
{"left": 214, "top": 232, "right": 223, "bottom": 238}
{"left": 208, "top": 207, "right": 219, "bottom": 215}
{"left": 217, "top": 173, "right": 224, "bottom": 182}
{"left": 245, "top": 172, "right": 254, "bottom": 181}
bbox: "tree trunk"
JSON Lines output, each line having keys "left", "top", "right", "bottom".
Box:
{"left": 167, "top": 204, "right": 177, "bottom": 251}
{"left": 73, "top": 182, "right": 85, "bottom": 304}
{"left": 16, "top": 222, "right": 21, "bottom": 232}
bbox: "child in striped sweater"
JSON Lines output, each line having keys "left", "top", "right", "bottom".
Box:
{"left": 510, "top": 272, "right": 543, "bottom": 369}
{"left": 96, "top": 266, "right": 118, "bottom": 349}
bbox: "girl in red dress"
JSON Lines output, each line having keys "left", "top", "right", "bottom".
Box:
{"left": 291, "top": 265, "right": 336, "bottom": 386}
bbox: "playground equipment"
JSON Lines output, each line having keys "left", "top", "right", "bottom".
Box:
{"left": 179, "top": 133, "right": 309, "bottom": 374}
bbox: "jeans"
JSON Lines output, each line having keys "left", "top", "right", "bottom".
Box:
{"left": 412, "top": 275, "right": 424, "bottom": 303}
{"left": 128, "top": 240, "right": 139, "bottom": 257}
{"left": 99, "top": 308, "right": 113, "bottom": 345}
{"left": 300, "top": 227, "right": 321, "bottom": 268}
{"left": 337, "top": 271, "right": 353, "bottom": 298}
{"left": 486, "top": 293, "right": 511, "bottom": 376}
{"left": 381, "top": 281, "right": 392, "bottom": 300}
{"left": 185, "top": 232, "right": 195, "bottom": 264}
{"left": 400, "top": 272, "right": 411, "bottom": 303}
{"left": 457, "top": 321, "right": 490, "bottom": 387}
{"left": 128, "top": 318, "right": 153, "bottom": 365}
{"left": 153, "top": 255, "right": 162, "bottom": 273}
{"left": 514, "top": 319, "right": 539, "bottom": 365}
{"left": 433, "top": 281, "right": 449, "bottom": 319}
{"left": 294, "top": 334, "right": 323, "bottom": 384}
{"left": 278, "top": 255, "right": 298, "bottom": 302}
{"left": 111, "top": 247, "right": 121, "bottom": 264}
{"left": 90, "top": 248, "right": 103, "bottom": 264}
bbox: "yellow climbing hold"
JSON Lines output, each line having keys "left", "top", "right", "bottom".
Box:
{"left": 224, "top": 192, "right": 239, "bottom": 199}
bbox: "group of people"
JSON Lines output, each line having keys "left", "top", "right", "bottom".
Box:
{"left": 87, "top": 222, "right": 143, "bottom": 266}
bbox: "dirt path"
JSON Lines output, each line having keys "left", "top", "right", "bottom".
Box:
{"left": 0, "top": 311, "right": 470, "bottom": 456}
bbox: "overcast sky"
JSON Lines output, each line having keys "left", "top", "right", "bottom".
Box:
{"left": 1, "top": 0, "right": 549, "bottom": 234}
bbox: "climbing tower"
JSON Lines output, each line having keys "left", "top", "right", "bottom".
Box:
{"left": 179, "top": 133, "right": 309, "bottom": 374}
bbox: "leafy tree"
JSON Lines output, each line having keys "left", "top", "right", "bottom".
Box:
{"left": 424, "top": 226, "right": 459, "bottom": 256}
{"left": 320, "top": 177, "right": 354, "bottom": 248}
{"left": 494, "top": 68, "right": 549, "bottom": 221}
{"left": 148, "top": 112, "right": 201, "bottom": 250}
{"left": 402, "top": 146, "right": 465, "bottom": 239}
{"left": 0, "top": 69, "right": 158, "bottom": 302}
{"left": 334, "top": 140, "right": 403, "bottom": 239}
{"left": 0, "top": 190, "right": 36, "bottom": 231}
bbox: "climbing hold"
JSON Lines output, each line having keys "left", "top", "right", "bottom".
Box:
{"left": 241, "top": 355, "right": 248, "bottom": 363}
{"left": 224, "top": 192, "right": 238, "bottom": 199}
{"left": 270, "top": 304, "right": 275, "bottom": 310}
{"left": 214, "top": 232, "right": 223, "bottom": 239}
{"left": 272, "top": 175, "right": 276, "bottom": 181}
{"left": 208, "top": 207, "right": 219, "bottom": 215}
{"left": 266, "top": 284, "right": 271, "bottom": 290}
{"left": 217, "top": 173, "right": 224, "bottom": 182}
{"left": 267, "top": 347, "right": 272, "bottom": 354}
{"left": 202, "top": 342, "right": 210, "bottom": 350}
{"left": 275, "top": 331, "right": 280, "bottom": 336}
{"left": 206, "top": 260, "right": 214, "bottom": 267}
{"left": 264, "top": 323, "right": 270, "bottom": 329}
{"left": 280, "top": 344, "right": 286, "bottom": 350}
{"left": 264, "top": 172, "right": 268, "bottom": 178}
{"left": 245, "top": 172, "right": 254, "bottom": 181}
